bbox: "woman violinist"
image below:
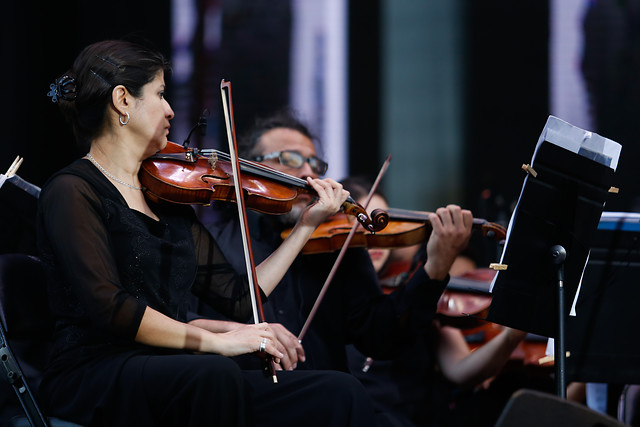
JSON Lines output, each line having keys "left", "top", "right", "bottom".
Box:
{"left": 341, "top": 176, "right": 530, "bottom": 427}
{"left": 39, "top": 39, "right": 375, "bottom": 426}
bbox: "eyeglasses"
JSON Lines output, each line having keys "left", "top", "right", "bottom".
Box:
{"left": 253, "top": 151, "right": 328, "bottom": 175}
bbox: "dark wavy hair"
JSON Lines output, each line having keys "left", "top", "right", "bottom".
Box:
{"left": 340, "top": 175, "right": 387, "bottom": 204}
{"left": 54, "top": 40, "right": 171, "bottom": 151}
{"left": 238, "top": 108, "right": 319, "bottom": 159}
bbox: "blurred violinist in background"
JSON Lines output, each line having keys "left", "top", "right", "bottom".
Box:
{"left": 204, "top": 109, "right": 473, "bottom": 426}
{"left": 341, "top": 175, "right": 555, "bottom": 427}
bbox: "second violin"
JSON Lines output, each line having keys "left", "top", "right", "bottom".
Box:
{"left": 282, "top": 207, "right": 506, "bottom": 254}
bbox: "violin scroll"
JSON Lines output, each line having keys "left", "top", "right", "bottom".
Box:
{"left": 370, "top": 208, "right": 390, "bottom": 232}
{"left": 478, "top": 221, "right": 506, "bottom": 241}
{"left": 342, "top": 200, "right": 389, "bottom": 232}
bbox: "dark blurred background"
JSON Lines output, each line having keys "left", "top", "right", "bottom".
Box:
{"left": 1, "top": 1, "right": 639, "bottom": 421}
{"left": 1, "top": 0, "right": 638, "bottom": 254}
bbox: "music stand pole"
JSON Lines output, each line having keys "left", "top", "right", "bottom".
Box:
{"left": 551, "top": 244, "right": 567, "bottom": 398}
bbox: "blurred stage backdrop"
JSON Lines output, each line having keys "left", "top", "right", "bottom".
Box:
{"left": 2, "top": 0, "right": 639, "bottom": 241}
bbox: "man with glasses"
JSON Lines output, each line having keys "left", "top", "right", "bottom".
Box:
{"left": 204, "top": 110, "right": 472, "bottom": 422}
{"left": 253, "top": 150, "right": 328, "bottom": 176}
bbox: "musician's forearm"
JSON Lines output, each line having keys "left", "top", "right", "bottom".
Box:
{"left": 256, "top": 222, "right": 316, "bottom": 295}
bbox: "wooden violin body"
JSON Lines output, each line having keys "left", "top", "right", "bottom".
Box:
{"left": 140, "top": 141, "right": 298, "bottom": 213}
{"left": 282, "top": 207, "right": 506, "bottom": 254}
{"left": 140, "top": 142, "right": 389, "bottom": 231}
{"left": 421, "top": 267, "right": 550, "bottom": 366}
{"left": 435, "top": 268, "right": 495, "bottom": 329}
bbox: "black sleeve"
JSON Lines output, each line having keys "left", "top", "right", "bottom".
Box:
{"left": 343, "top": 248, "right": 448, "bottom": 359}
{"left": 38, "top": 174, "right": 146, "bottom": 340}
{"left": 189, "top": 218, "right": 264, "bottom": 323}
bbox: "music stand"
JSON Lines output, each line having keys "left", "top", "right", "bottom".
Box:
{"left": 486, "top": 116, "right": 621, "bottom": 397}
{"left": 565, "top": 212, "right": 640, "bottom": 384}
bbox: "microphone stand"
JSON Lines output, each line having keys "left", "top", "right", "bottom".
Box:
{"left": 182, "top": 109, "right": 209, "bottom": 148}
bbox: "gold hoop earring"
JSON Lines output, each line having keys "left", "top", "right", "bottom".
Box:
{"left": 119, "top": 112, "right": 130, "bottom": 126}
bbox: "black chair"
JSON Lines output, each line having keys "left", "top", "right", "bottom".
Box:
{"left": 618, "top": 384, "right": 640, "bottom": 426}
{"left": 0, "top": 253, "right": 81, "bottom": 427}
{"left": 495, "top": 388, "right": 628, "bottom": 427}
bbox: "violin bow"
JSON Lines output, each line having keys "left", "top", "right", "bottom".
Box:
{"left": 220, "top": 80, "right": 278, "bottom": 383}
{"left": 298, "top": 155, "right": 392, "bottom": 341}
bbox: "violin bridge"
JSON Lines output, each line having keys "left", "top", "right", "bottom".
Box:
{"left": 208, "top": 152, "right": 218, "bottom": 171}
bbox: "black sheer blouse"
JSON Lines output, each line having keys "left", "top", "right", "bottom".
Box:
{"left": 37, "top": 159, "right": 254, "bottom": 363}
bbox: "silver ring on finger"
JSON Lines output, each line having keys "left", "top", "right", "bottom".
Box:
{"left": 259, "top": 337, "right": 267, "bottom": 353}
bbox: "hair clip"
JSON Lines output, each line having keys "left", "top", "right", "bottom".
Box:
{"left": 95, "top": 54, "right": 121, "bottom": 69}
{"left": 90, "top": 69, "right": 112, "bottom": 87}
{"left": 47, "top": 75, "right": 78, "bottom": 103}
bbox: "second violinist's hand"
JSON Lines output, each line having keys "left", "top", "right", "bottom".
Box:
{"left": 269, "top": 323, "right": 306, "bottom": 371}
{"left": 298, "top": 177, "right": 349, "bottom": 228}
{"left": 424, "top": 205, "right": 473, "bottom": 280}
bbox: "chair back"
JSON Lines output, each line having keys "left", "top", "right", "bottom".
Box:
{"left": 495, "top": 389, "right": 627, "bottom": 427}
{"left": 618, "top": 384, "right": 640, "bottom": 426}
{"left": 0, "top": 254, "right": 53, "bottom": 391}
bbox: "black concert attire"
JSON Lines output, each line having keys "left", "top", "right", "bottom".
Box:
{"left": 36, "top": 159, "right": 375, "bottom": 427}
{"left": 205, "top": 206, "right": 449, "bottom": 424}
{"left": 348, "top": 243, "right": 555, "bottom": 427}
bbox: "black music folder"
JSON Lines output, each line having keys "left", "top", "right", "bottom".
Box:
{"left": 566, "top": 212, "right": 640, "bottom": 383}
{"left": 486, "top": 116, "right": 621, "bottom": 338}
{"left": 0, "top": 174, "right": 40, "bottom": 255}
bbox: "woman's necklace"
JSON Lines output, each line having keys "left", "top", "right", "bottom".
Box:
{"left": 86, "top": 152, "right": 143, "bottom": 191}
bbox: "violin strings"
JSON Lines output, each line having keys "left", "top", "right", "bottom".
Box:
{"left": 161, "top": 147, "right": 359, "bottom": 206}
{"left": 199, "top": 149, "right": 308, "bottom": 188}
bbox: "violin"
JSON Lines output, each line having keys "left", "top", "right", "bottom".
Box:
{"left": 435, "top": 268, "right": 495, "bottom": 329}
{"left": 282, "top": 207, "right": 506, "bottom": 254}
{"left": 436, "top": 269, "right": 550, "bottom": 366}
{"left": 139, "top": 141, "right": 389, "bottom": 232}
{"left": 430, "top": 268, "right": 551, "bottom": 366}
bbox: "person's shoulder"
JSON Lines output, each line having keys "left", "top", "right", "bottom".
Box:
{"left": 41, "top": 160, "right": 95, "bottom": 196}
{"left": 39, "top": 159, "right": 115, "bottom": 212}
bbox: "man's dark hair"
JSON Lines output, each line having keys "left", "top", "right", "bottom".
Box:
{"left": 238, "top": 108, "right": 319, "bottom": 158}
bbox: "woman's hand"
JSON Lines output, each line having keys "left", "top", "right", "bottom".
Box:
{"left": 208, "top": 322, "right": 285, "bottom": 361}
{"left": 187, "top": 319, "right": 303, "bottom": 369}
{"left": 297, "top": 177, "right": 349, "bottom": 228}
